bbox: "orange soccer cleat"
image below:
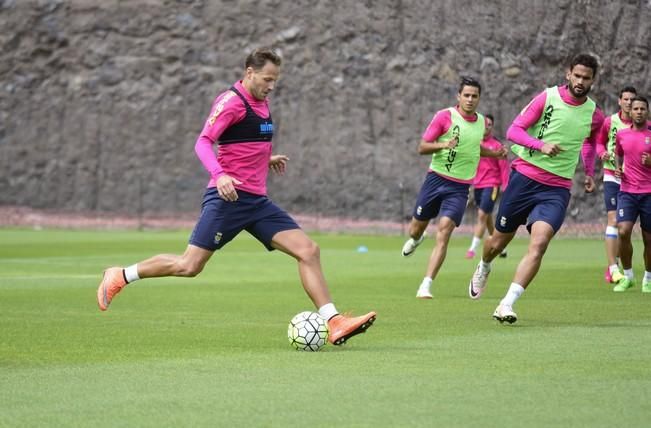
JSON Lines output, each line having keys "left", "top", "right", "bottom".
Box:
{"left": 327, "top": 312, "right": 376, "bottom": 345}
{"left": 97, "top": 267, "right": 127, "bottom": 311}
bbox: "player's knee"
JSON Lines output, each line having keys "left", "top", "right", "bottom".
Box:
{"left": 296, "top": 240, "right": 321, "bottom": 263}
{"left": 528, "top": 239, "right": 549, "bottom": 259}
{"left": 177, "top": 260, "right": 205, "bottom": 277}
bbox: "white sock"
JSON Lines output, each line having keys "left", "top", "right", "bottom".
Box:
{"left": 479, "top": 259, "right": 491, "bottom": 274}
{"left": 624, "top": 268, "right": 634, "bottom": 281}
{"left": 419, "top": 277, "right": 432, "bottom": 288}
{"left": 609, "top": 264, "right": 620, "bottom": 275}
{"left": 645, "top": 271, "right": 651, "bottom": 282}
{"left": 124, "top": 264, "right": 140, "bottom": 283}
{"left": 469, "top": 236, "right": 481, "bottom": 252}
{"left": 318, "top": 303, "right": 339, "bottom": 321}
{"left": 500, "top": 283, "right": 525, "bottom": 307}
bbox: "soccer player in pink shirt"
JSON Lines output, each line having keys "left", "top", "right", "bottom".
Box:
{"left": 611, "top": 95, "right": 651, "bottom": 293}
{"left": 596, "top": 86, "right": 637, "bottom": 285}
{"left": 97, "top": 47, "right": 376, "bottom": 346}
{"left": 465, "top": 114, "right": 510, "bottom": 259}
{"left": 468, "top": 53, "right": 604, "bottom": 323}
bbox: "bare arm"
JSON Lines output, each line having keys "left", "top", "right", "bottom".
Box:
{"left": 417, "top": 137, "right": 458, "bottom": 155}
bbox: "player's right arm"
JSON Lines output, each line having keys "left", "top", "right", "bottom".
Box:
{"left": 596, "top": 115, "right": 612, "bottom": 160}
{"left": 417, "top": 109, "right": 454, "bottom": 155}
{"left": 194, "top": 91, "right": 245, "bottom": 201}
{"left": 506, "top": 90, "right": 563, "bottom": 156}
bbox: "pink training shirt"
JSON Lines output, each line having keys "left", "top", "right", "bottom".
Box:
{"left": 506, "top": 85, "right": 604, "bottom": 189}
{"left": 596, "top": 112, "right": 632, "bottom": 180}
{"left": 615, "top": 126, "right": 651, "bottom": 194}
{"left": 194, "top": 80, "right": 273, "bottom": 196}
{"left": 473, "top": 135, "right": 509, "bottom": 189}
{"left": 422, "top": 106, "right": 479, "bottom": 184}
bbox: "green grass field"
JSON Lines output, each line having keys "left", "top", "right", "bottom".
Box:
{"left": 1, "top": 228, "right": 650, "bottom": 427}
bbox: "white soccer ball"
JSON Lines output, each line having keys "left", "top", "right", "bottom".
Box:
{"left": 287, "top": 311, "right": 329, "bottom": 351}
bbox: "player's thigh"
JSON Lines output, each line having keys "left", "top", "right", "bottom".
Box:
{"left": 527, "top": 187, "right": 570, "bottom": 234}
{"left": 439, "top": 190, "right": 470, "bottom": 227}
{"left": 188, "top": 188, "right": 249, "bottom": 251}
{"left": 477, "top": 186, "right": 498, "bottom": 214}
{"left": 412, "top": 173, "right": 446, "bottom": 221}
{"left": 637, "top": 194, "right": 651, "bottom": 232}
{"left": 603, "top": 181, "right": 620, "bottom": 213}
{"left": 617, "top": 192, "right": 640, "bottom": 226}
{"left": 270, "top": 229, "right": 318, "bottom": 260}
{"left": 247, "top": 200, "right": 300, "bottom": 251}
{"left": 495, "top": 173, "right": 537, "bottom": 233}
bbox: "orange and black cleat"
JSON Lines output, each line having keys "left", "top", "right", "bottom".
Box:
{"left": 97, "top": 267, "right": 127, "bottom": 311}
{"left": 328, "top": 312, "right": 376, "bottom": 345}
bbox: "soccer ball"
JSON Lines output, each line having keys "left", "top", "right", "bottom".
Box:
{"left": 287, "top": 311, "right": 329, "bottom": 351}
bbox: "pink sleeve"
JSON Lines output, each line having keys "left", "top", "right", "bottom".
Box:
{"left": 506, "top": 91, "right": 547, "bottom": 151}
{"left": 193, "top": 94, "right": 246, "bottom": 181}
{"left": 595, "top": 115, "right": 611, "bottom": 157}
{"left": 615, "top": 132, "right": 623, "bottom": 157}
{"left": 422, "top": 109, "right": 452, "bottom": 142}
{"left": 581, "top": 108, "right": 605, "bottom": 177}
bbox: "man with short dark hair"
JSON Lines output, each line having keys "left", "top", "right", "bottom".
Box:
{"left": 596, "top": 86, "right": 637, "bottom": 288}
{"left": 612, "top": 95, "right": 651, "bottom": 293}
{"left": 401, "top": 77, "right": 506, "bottom": 299}
{"left": 465, "top": 114, "right": 509, "bottom": 260}
{"left": 97, "top": 47, "right": 376, "bottom": 346}
{"left": 468, "top": 53, "right": 605, "bottom": 323}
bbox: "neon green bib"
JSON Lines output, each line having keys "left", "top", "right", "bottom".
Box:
{"left": 603, "top": 113, "right": 626, "bottom": 172}
{"left": 512, "top": 87, "right": 596, "bottom": 179}
{"left": 429, "top": 108, "right": 485, "bottom": 181}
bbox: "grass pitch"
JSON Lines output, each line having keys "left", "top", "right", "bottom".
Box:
{"left": 1, "top": 228, "right": 650, "bottom": 427}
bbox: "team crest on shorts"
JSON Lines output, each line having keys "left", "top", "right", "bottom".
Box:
{"left": 500, "top": 216, "right": 507, "bottom": 227}
{"left": 417, "top": 206, "right": 422, "bottom": 216}
{"left": 619, "top": 209, "right": 624, "bottom": 217}
{"left": 214, "top": 232, "right": 223, "bottom": 244}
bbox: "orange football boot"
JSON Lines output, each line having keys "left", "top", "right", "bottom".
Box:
{"left": 97, "top": 267, "right": 127, "bottom": 311}
{"left": 328, "top": 312, "right": 376, "bottom": 345}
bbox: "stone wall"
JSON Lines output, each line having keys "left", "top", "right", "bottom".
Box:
{"left": 1, "top": 0, "right": 650, "bottom": 222}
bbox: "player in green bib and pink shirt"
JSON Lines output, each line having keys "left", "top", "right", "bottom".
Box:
{"left": 610, "top": 96, "right": 651, "bottom": 294}
{"left": 596, "top": 86, "right": 637, "bottom": 288}
{"left": 401, "top": 77, "right": 507, "bottom": 299}
{"left": 467, "top": 53, "right": 605, "bottom": 323}
{"left": 465, "top": 114, "right": 510, "bottom": 260}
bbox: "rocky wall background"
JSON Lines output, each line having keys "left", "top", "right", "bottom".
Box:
{"left": 1, "top": 0, "right": 650, "bottom": 223}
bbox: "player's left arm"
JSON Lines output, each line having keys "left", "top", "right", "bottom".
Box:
{"left": 581, "top": 108, "right": 605, "bottom": 193}
{"left": 479, "top": 144, "right": 507, "bottom": 159}
{"left": 269, "top": 154, "right": 289, "bottom": 175}
{"left": 614, "top": 132, "right": 624, "bottom": 178}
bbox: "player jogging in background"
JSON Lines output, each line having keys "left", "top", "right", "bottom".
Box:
{"left": 401, "top": 77, "right": 507, "bottom": 299}
{"left": 468, "top": 53, "right": 604, "bottom": 323}
{"left": 596, "top": 86, "right": 636, "bottom": 287}
{"left": 611, "top": 95, "right": 651, "bottom": 293}
{"left": 97, "top": 47, "right": 376, "bottom": 346}
{"left": 465, "top": 114, "right": 510, "bottom": 260}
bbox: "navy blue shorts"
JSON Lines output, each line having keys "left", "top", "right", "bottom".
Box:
{"left": 412, "top": 172, "right": 470, "bottom": 226}
{"left": 603, "top": 181, "right": 620, "bottom": 212}
{"left": 617, "top": 191, "right": 651, "bottom": 232}
{"left": 495, "top": 170, "right": 570, "bottom": 234}
{"left": 474, "top": 186, "right": 500, "bottom": 214}
{"left": 189, "top": 188, "right": 300, "bottom": 251}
